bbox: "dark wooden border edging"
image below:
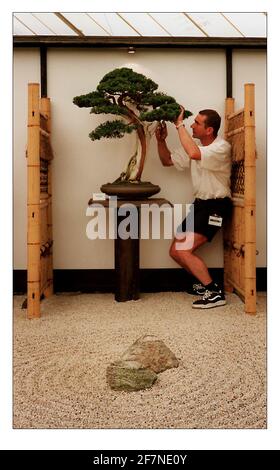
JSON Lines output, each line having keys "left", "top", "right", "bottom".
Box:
{"left": 13, "top": 36, "right": 267, "bottom": 49}
{"left": 13, "top": 268, "right": 267, "bottom": 294}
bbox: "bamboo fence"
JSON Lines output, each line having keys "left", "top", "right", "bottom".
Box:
{"left": 25, "top": 82, "right": 256, "bottom": 316}
{"left": 27, "top": 83, "right": 53, "bottom": 318}
{"left": 224, "top": 84, "right": 256, "bottom": 314}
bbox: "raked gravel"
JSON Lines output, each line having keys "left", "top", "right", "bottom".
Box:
{"left": 13, "top": 292, "right": 266, "bottom": 429}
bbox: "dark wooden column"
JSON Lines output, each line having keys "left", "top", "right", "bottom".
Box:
{"left": 115, "top": 208, "right": 140, "bottom": 302}
{"left": 226, "top": 47, "right": 233, "bottom": 98}
{"left": 40, "top": 46, "right": 47, "bottom": 98}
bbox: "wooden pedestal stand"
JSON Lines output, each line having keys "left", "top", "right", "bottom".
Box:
{"left": 88, "top": 198, "right": 172, "bottom": 302}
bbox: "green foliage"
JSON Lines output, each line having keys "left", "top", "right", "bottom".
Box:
{"left": 142, "top": 92, "right": 176, "bottom": 107}
{"left": 97, "top": 67, "right": 158, "bottom": 96}
{"left": 73, "top": 91, "right": 111, "bottom": 108}
{"left": 73, "top": 67, "right": 192, "bottom": 142}
{"left": 140, "top": 103, "right": 192, "bottom": 123}
{"left": 90, "top": 104, "right": 129, "bottom": 116}
{"left": 89, "top": 120, "right": 138, "bottom": 140}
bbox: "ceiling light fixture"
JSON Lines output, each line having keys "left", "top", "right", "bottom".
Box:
{"left": 128, "top": 46, "right": 135, "bottom": 54}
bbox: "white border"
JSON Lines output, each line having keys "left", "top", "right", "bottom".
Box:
{"left": 1, "top": 0, "right": 279, "bottom": 452}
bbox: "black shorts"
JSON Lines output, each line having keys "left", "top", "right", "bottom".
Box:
{"left": 177, "top": 197, "right": 232, "bottom": 242}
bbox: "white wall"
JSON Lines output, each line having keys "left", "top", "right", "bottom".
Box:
{"left": 232, "top": 49, "right": 267, "bottom": 267}
{"left": 13, "top": 47, "right": 266, "bottom": 269}
{"left": 13, "top": 48, "right": 40, "bottom": 268}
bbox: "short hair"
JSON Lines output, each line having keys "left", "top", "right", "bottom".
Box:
{"left": 199, "top": 109, "right": 221, "bottom": 137}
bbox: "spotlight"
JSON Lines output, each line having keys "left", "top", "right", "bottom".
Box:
{"left": 128, "top": 46, "right": 135, "bottom": 54}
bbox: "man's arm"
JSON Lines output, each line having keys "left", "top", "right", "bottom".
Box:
{"left": 155, "top": 122, "right": 173, "bottom": 166}
{"left": 176, "top": 125, "right": 201, "bottom": 160}
{"left": 175, "top": 107, "right": 201, "bottom": 160}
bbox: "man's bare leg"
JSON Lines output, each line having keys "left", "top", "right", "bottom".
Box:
{"left": 169, "top": 232, "right": 212, "bottom": 286}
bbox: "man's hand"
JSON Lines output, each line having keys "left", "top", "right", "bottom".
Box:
{"left": 155, "top": 121, "right": 172, "bottom": 166}
{"left": 155, "top": 121, "right": 167, "bottom": 141}
{"left": 174, "top": 105, "right": 185, "bottom": 127}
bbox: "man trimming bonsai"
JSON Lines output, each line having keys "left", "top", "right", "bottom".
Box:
{"left": 156, "top": 107, "right": 232, "bottom": 309}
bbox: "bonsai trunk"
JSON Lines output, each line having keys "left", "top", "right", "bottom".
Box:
{"left": 135, "top": 126, "right": 147, "bottom": 181}
{"left": 117, "top": 126, "right": 147, "bottom": 183}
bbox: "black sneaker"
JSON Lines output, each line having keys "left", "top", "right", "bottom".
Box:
{"left": 192, "top": 289, "right": 226, "bottom": 309}
{"left": 191, "top": 283, "right": 206, "bottom": 296}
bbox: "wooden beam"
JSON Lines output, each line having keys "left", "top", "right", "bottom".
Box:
{"left": 54, "top": 13, "right": 84, "bottom": 36}
{"left": 13, "top": 35, "right": 267, "bottom": 48}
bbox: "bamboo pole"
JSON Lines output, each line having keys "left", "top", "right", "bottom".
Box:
{"left": 40, "top": 111, "right": 49, "bottom": 120}
{"left": 224, "top": 98, "right": 235, "bottom": 138}
{"left": 40, "top": 128, "right": 51, "bottom": 138}
{"left": 244, "top": 83, "right": 256, "bottom": 314}
{"left": 227, "top": 277, "right": 245, "bottom": 300}
{"left": 223, "top": 97, "right": 235, "bottom": 293}
{"left": 232, "top": 196, "right": 244, "bottom": 207}
{"left": 27, "top": 84, "right": 41, "bottom": 318}
{"left": 226, "top": 126, "right": 244, "bottom": 137}
{"left": 227, "top": 108, "right": 244, "bottom": 120}
{"left": 40, "top": 193, "right": 49, "bottom": 201}
{"left": 40, "top": 96, "right": 53, "bottom": 297}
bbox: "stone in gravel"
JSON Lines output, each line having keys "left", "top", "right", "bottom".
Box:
{"left": 107, "top": 335, "right": 179, "bottom": 391}
{"left": 121, "top": 334, "right": 179, "bottom": 373}
{"left": 106, "top": 360, "right": 157, "bottom": 391}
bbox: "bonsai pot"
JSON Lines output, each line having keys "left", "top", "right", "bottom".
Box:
{"left": 101, "top": 181, "right": 161, "bottom": 200}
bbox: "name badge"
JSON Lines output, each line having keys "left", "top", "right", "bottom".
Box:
{"left": 208, "top": 214, "right": 223, "bottom": 227}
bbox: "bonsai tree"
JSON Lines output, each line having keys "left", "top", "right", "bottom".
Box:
{"left": 73, "top": 67, "right": 192, "bottom": 183}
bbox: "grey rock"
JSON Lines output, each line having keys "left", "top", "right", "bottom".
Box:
{"left": 106, "top": 360, "right": 157, "bottom": 391}
{"left": 106, "top": 335, "right": 179, "bottom": 391}
{"left": 121, "top": 334, "right": 179, "bottom": 373}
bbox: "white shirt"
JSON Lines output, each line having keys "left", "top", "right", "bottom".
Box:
{"left": 171, "top": 136, "right": 232, "bottom": 200}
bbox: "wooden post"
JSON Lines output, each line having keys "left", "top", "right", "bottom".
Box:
{"left": 224, "top": 98, "right": 235, "bottom": 134}
{"left": 27, "top": 84, "right": 41, "bottom": 318}
{"left": 115, "top": 207, "right": 140, "bottom": 302}
{"left": 40, "top": 97, "right": 53, "bottom": 297}
{"left": 223, "top": 97, "right": 235, "bottom": 293}
{"left": 244, "top": 83, "right": 256, "bottom": 314}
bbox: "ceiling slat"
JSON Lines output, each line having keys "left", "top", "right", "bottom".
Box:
{"left": 220, "top": 13, "right": 245, "bottom": 37}
{"left": 183, "top": 13, "right": 209, "bottom": 37}
{"left": 13, "top": 15, "right": 36, "bottom": 35}
{"left": 31, "top": 13, "right": 57, "bottom": 35}
{"left": 116, "top": 13, "right": 141, "bottom": 36}
{"left": 222, "top": 13, "right": 266, "bottom": 38}
{"left": 54, "top": 13, "right": 83, "bottom": 36}
{"left": 86, "top": 13, "right": 111, "bottom": 36}
{"left": 147, "top": 13, "right": 172, "bottom": 36}
{"left": 13, "top": 17, "right": 33, "bottom": 35}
